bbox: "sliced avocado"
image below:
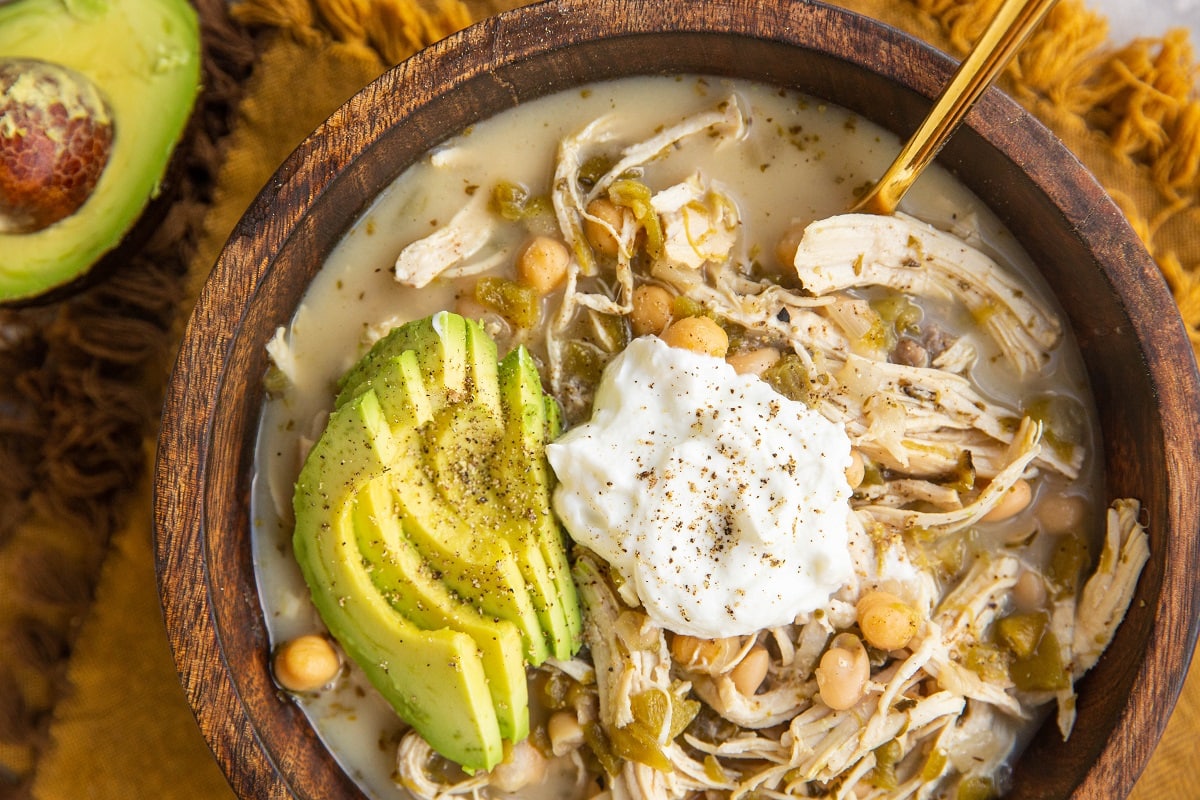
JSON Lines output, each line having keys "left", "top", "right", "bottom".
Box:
{"left": 347, "top": 350, "right": 435, "bottom": 430}
{"left": 338, "top": 312, "right": 478, "bottom": 413}
{"left": 497, "top": 347, "right": 584, "bottom": 651}
{"left": 293, "top": 311, "right": 583, "bottom": 769}
{"left": 0, "top": 0, "right": 201, "bottom": 302}
{"left": 293, "top": 390, "right": 503, "bottom": 771}
{"left": 338, "top": 311, "right": 582, "bottom": 659}
{"left": 353, "top": 478, "right": 529, "bottom": 741}
{"left": 384, "top": 470, "right": 551, "bottom": 663}
{"left": 338, "top": 344, "right": 550, "bottom": 662}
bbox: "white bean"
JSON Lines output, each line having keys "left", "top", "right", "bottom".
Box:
{"left": 982, "top": 478, "right": 1032, "bottom": 522}
{"left": 660, "top": 316, "right": 728, "bottom": 358}
{"left": 584, "top": 197, "right": 624, "bottom": 257}
{"left": 631, "top": 284, "right": 674, "bottom": 336}
{"left": 547, "top": 710, "right": 585, "bottom": 756}
{"left": 844, "top": 449, "right": 865, "bottom": 489}
{"left": 671, "top": 634, "right": 739, "bottom": 673}
{"left": 856, "top": 591, "right": 919, "bottom": 651}
{"left": 1037, "top": 492, "right": 1088, "bottom": 535}
{"left": 726, "top": 347, "right": 780, "bottom": 376}
{"left": 272, "top": 634, "right": 340, "bottom": 692}
{"left": 815, "top": 633, "right": 869, "bottom": 710}
{"left": 488, "top": 739, "right": 548, "bottom": 793}
{"left": 1013, "top": 570, "right": 1048, "bottom": 612}
{"left": 517, "top": 235, "right": 569, "bottom": 295}
{"left": 730, "top": 645, "right": 770, "bottom": 695}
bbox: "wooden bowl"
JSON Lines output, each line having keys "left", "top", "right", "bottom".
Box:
{"left": 153, "top": 1, "right": 1200, "bottom": 798}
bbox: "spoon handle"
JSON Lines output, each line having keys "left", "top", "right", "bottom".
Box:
{"left": 851, "top": 0, "right": 1059, "bottom": 216}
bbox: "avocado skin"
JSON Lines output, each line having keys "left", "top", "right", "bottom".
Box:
{"left": 0, "top": 0, "right": 201, "bottom": 304}
{"left": 293, "top": 311, "right": 583, "bottom": 770}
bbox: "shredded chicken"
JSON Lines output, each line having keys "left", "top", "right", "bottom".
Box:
{"left": 264, "top": 326, "right": 298, "bottom": 388}
{"left": 651, "top": 173, "right": 741, "bottom": 271}
{"left": 393, "top": 193, "right": 501, "bottom": 288}
{"left": 359, "top": 89, "right": 1150, "bottom": 800}
{"left": 1050, "top": 499, "right": 1150, "bottom": 738}
{"left": 1073, "top": 499, "right": 1150, "bottom": 673}
{"left": 396, "top": 733, "right": 488, "bottom": 799}
{"left": 575, "top": 553, "right": 697, "bottom": 800}
{"left": 826, "top": 356, "right": 1080, "bottom": 481}
{"left": 860, "top": 418, "right": 1044, "bottom": 537}
{"left": 791, "top": 213, "right": 1062, "bottom": 376}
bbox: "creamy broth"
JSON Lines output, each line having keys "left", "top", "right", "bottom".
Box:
{"left": 252, "top": 75, "right": 1115, "bottom": 800}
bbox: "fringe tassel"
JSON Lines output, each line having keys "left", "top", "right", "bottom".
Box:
{"left": 914, "top": 0, "right": 1197, "bottom": 196}
{"left": 1087, "top": 30, "right": 1200, "bottom": 197}
{"left": 367, "top": 0, "right": 474, "bottom": 65}
{"left": 1109, "top": 189, "right": 1200, "bottom": 352}
{"left": 1010, "top": 2, "right": 1110, "bottom": 112}
{"left": 233, "top": 0, "right": 474, "bottom": 65}
{"left": 1157, "top": 101, "right": 1200, "bottom": 196}
{"left": 230, "top": 0, "right": 322, "bottom": 46}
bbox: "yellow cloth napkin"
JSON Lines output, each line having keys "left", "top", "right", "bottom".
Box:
{"left": 9, "top": 1, "right": 1198, "bottom": 799}
{"left": 28, "top": 453, "right": 237, "bottom": 800}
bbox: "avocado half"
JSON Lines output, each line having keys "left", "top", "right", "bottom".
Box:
{"left": 0, "top": 0, "right": 201, "bottom": 304}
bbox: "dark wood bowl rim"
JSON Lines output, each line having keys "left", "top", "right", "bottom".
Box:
{"left": 153, "top": 2, "right": 1200, "bottom": 799}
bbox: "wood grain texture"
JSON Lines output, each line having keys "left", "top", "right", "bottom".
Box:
{"left": 152, "top": 1, "right": 1200, "bottom": 799}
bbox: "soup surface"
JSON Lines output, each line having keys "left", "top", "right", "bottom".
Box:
{"left": 252, "top": 75, "right": 1147, "bottom": 800}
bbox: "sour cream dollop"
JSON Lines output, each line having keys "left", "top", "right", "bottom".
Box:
{"left": 548, "top": 336, "right": 855, "bottom": 638}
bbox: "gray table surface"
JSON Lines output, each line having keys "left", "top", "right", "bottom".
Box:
{"left": 1091, "top": 0, "right": 1200, "bottom": 41}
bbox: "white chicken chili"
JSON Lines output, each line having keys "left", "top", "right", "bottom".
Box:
{"left": 252, "top": 75, "right": 1148, "bottom": 800}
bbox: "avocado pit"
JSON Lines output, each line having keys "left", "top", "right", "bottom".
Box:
{"left": 0, "top": 58, "right": 114, "bottom": 234}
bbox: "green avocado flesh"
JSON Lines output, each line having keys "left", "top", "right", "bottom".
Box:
{"left": 0, "top": 0, "right": 201, "bottom": 301}
{"left": 293, "top": 311, "right": 583, "bottom": 771}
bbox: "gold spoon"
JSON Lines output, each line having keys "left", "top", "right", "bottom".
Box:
{"left": 851, "top": 0, "right": 1060, "bottom": 216}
